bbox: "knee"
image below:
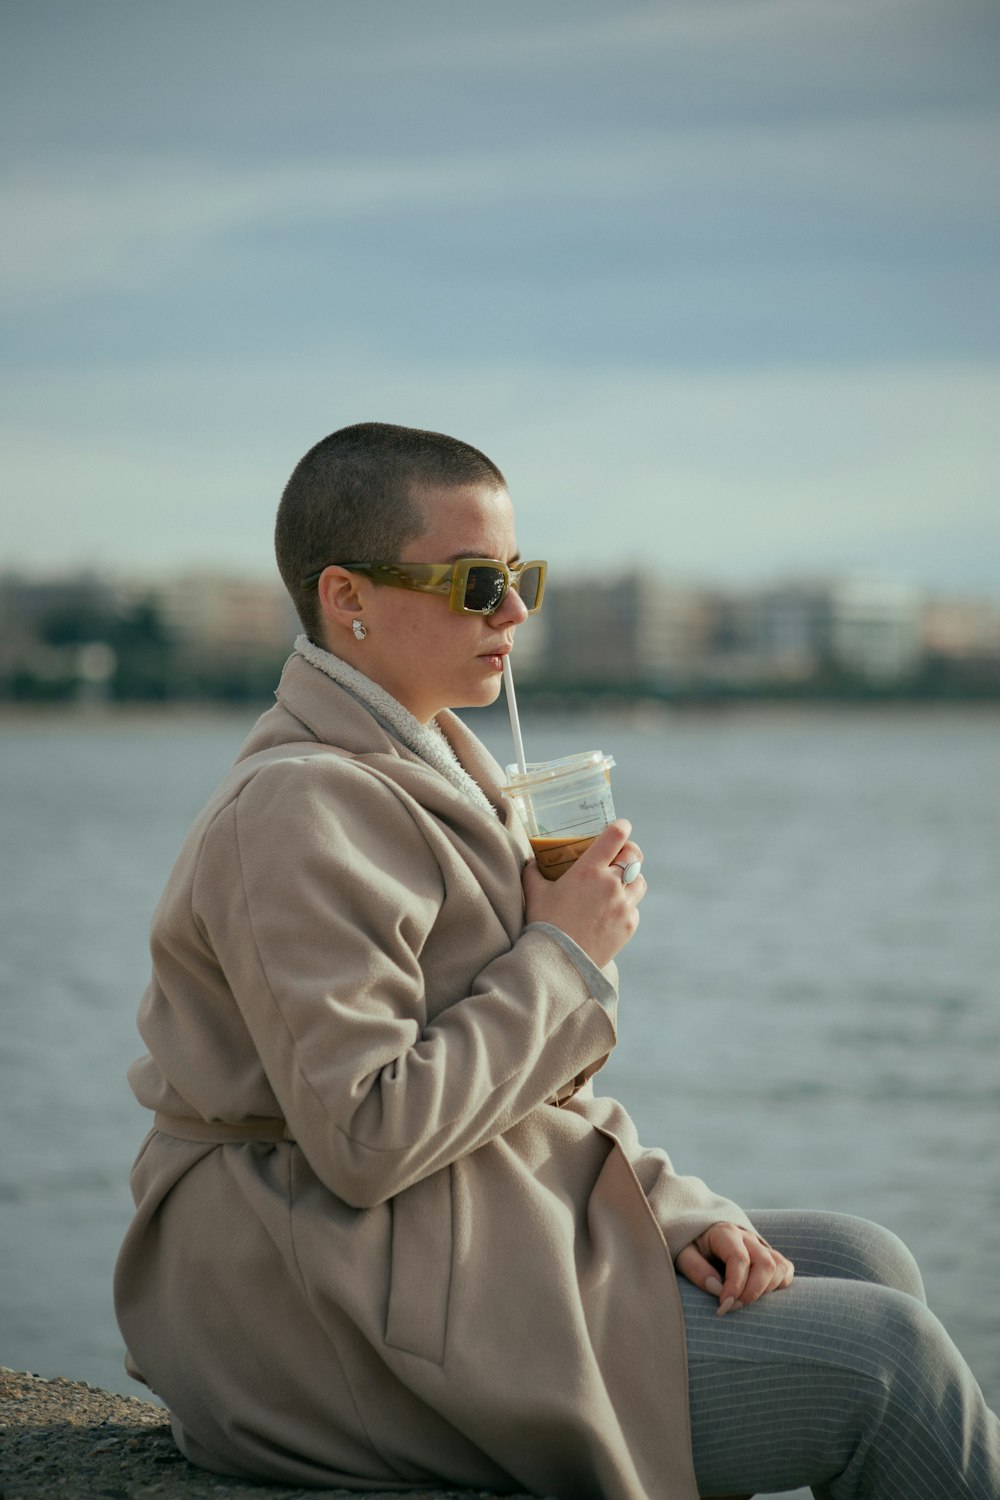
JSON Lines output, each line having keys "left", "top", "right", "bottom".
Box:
{"left": 832, "top": 1290, "right": 1000, "bottom": 1494}
{"left": 796, "top": 1210, "right": 927, "bottom": 1300}
{"left": 841, "top": 1215, "right": 926, "bottom": 1301}
{"left": 863, "top": 1286, "right": 957, "bottom": 1404}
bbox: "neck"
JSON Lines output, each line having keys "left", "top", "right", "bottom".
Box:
{"left": 292, "top": 635, "right": 495, "bottom": 815}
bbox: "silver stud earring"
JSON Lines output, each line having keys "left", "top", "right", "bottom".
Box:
{"left": 352, "top": 619, "right": 367, "bottom": 641}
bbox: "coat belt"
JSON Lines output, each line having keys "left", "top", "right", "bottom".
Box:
{"left": 154, "top": 1111, "right": 295, "bottom": 1144}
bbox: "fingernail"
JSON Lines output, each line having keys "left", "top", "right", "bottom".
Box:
{"left": 705, "top": 1275, "right": 723, "bottom": 1296}
{"left": 717, "top": 1296, "right": 736, "bottom": 1317}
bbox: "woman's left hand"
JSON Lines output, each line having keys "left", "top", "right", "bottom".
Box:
{"left": 675, "top": 1221, "right": 794, "bottom": 1316}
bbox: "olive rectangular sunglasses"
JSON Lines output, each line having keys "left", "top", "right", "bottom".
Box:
{"left": 301, "top": 558, "right": 547, "bottom": 615}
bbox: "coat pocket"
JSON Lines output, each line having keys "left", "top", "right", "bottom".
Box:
{"left": 384, "top": 1165, "right": 453, "bottom": 1364}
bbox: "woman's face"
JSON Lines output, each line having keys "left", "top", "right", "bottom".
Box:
{"left": 347, "top": 481, "right": 531, "bottom": 723}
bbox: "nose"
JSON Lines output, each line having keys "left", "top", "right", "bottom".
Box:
{"left": 490, "top": 583, "right": 529, "bottom": 627}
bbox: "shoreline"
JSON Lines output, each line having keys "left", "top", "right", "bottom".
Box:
{"left": 2, "top": 696, "right": 999, "bottom": 727}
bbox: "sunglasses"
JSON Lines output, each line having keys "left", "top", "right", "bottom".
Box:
{"left": 302, "top": 558, "right": 547, "bottom": 615}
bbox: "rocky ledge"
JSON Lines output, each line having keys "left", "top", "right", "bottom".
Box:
{"left": 0, "top": 1368, "right": 534, "bottom": 1500}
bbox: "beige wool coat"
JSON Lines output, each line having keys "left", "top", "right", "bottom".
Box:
{"left": 114, "top": 653, "right": 754, "bottom": 1500}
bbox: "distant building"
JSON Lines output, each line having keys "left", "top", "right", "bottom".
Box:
{"left": 530, "top": 573, "right": 940, "bottom": 690}
{"left": 830, "top": 579, "right": 923, "bottom": 681}
{"left": 527, "top": 572, "right": 715, "bottom": 690}
{"left": 530, "top": 571, "right": 638, "bottom": 685}
{"left": 922, "top": 596, "right": 1000, "bottom": 662}
{"left": 0, "top": 571, "right": 124, "bottom": 697}
{"left": 508, "top": 608, "right": 548, "bottom": 677}
{"left": 701, "top": 582, "right": 834, "bottom": 687}
{"left": 632, "top": 576, "right": 718, "bottom": 688}
{"left": 749, "top": 583, "right": 834, "bottom": 679}
{"left": 146, "top": 572, "right": 297, "bottom": 662}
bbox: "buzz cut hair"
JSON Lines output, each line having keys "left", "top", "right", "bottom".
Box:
{"left": 275, "top": 421, "right": 507, "bottom": 641}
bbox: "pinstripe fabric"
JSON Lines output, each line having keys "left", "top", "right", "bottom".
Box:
{"left": 681, "top": 1211, "right": 1000, "bottom": 1498}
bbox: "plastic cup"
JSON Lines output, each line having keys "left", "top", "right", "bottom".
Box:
{"left": 502, "top": 751, "right": 616, "bottom": 880}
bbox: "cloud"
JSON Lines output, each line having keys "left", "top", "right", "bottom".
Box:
{"left": 3, "top": 0, "right": 998, "bottom": 316}
{"left": 3, "top": 96, "right": 996, "bottom": 318}
{"left": 0, "top": 156, "right": 474, "bottom": 308}
{"left": 7, "top": 0, "right": 997, "bottom": 141}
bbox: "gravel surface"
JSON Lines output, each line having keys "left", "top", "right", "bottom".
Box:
{"left": 0, "top": 1368, "right": 535, "bottom": 1500}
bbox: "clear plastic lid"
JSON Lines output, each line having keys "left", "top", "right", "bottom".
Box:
{"left": 501, "top": 750, "right": 614, "bottom": 791}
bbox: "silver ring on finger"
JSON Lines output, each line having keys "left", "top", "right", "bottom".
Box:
{"left": 614, "top": 859, "right": 642, "bottom": 886}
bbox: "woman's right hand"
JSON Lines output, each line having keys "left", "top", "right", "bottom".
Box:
{"left": 522, "top": 818, "right": 646, "bottom": 969}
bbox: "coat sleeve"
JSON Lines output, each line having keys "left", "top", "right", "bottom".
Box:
{"left": 568, "top": 1093, "right": 757, "bottom": 1257}
{"left": 191, "top": 756, "right": 618, "bottom": 1208}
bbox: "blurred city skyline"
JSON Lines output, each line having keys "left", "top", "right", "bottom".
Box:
{"left": 4, "top": 562, "right": 998, "bottom": 705}
{"left": 3, "top": 1, "right": 999, "bottom": 590}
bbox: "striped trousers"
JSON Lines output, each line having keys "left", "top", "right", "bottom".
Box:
{"left": 681, "top": 1210, "right": 1000, "bottom": 1499}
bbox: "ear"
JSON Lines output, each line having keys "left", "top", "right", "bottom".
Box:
{"left": 316, "top": 566, "right": 366, "bottom": 641}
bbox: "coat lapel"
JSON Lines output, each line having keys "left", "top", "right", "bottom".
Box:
{"left": 265, "top": 654, "right": 530, "bottom": 943}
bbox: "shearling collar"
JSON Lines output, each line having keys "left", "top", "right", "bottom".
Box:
{"left": 291, "top": 636, "right": 496, "bottom": 814}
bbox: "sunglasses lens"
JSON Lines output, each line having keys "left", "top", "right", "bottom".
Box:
{"left": 463, "top": 566, "right": 508, "bottom": 613}
{"left": 515, "top": 565, "right": 542, "bottom": 611}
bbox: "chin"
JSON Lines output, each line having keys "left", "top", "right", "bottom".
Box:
{"left": 454, "top": 677, "right": 504, "bottom": 712}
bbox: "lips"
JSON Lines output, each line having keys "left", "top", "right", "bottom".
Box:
{"left": 479, "top": 643, "right": 511, "bottom": 671}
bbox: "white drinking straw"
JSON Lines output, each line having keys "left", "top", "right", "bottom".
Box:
{"left": 502, "top": 653, "right": 528, "bottom": 774}
{"left": 502, "top": 653, "right": 539, "bottom": 838}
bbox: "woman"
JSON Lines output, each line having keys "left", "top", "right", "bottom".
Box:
{"left": 115, "top": 422, "right": 1000, "bottom": 1500}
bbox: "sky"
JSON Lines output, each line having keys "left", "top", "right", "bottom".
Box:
{"left": 2, "top": 0, "right": 999, "bottom": 593}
